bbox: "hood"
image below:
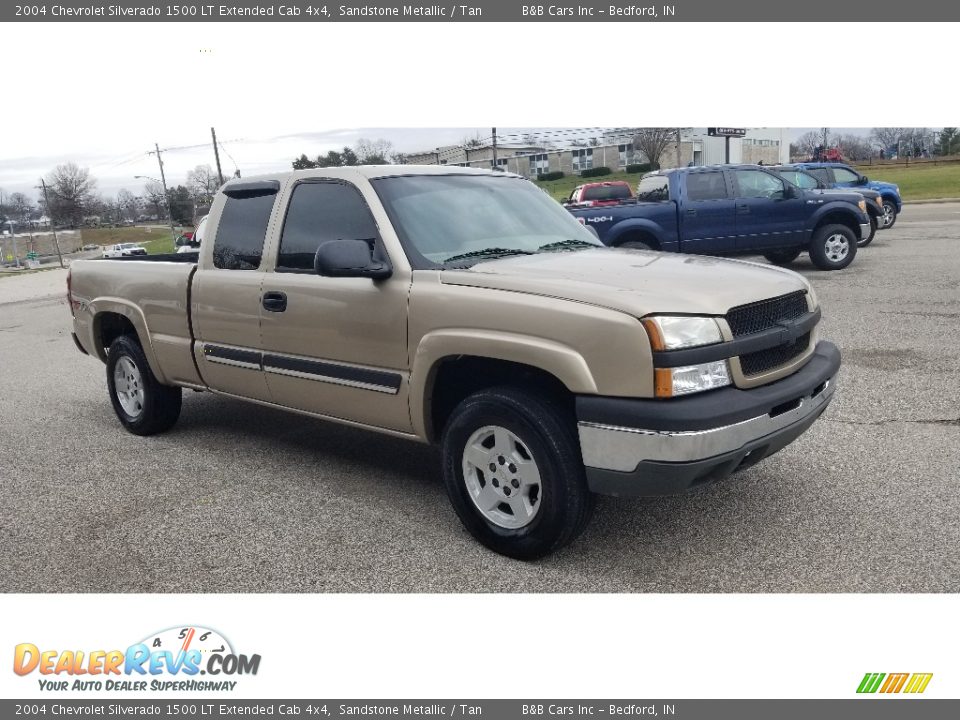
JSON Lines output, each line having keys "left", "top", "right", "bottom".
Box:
{"left": 867, "top": 180, "right": 898, "bottom": 193}
{"left": 817, "top": 187, "right": 881, "bottom": 200}
{"left": 439, "top": 248, "right": 810, "bottom": 318}
{"left": 803, "top": 189, "right": 867, "bottom": 204}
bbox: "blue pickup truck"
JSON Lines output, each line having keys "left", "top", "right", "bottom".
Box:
{"left": 568, "top": 164, "right": 870, "bottom": 270}
{"left": 786, "top": 162, "right": 902, "bottom": 229}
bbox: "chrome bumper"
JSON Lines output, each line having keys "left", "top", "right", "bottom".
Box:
{"left": 579, "top": 378, "right": 835, "bottom": 473}
{"left": 859, "top": 222, "right": 871, "bottom": 240}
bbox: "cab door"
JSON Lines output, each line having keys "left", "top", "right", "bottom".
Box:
{"left": 732, "top": 168, "right": 807, "bottom": 250}
{"left": 191, "top": 182, "right": 280, "bottom": 402}
{"left": 678, "top": 170, "right": 736, "bottom": 253}
{"left": 258, "top": 179, "right": 412, "bottom": 433}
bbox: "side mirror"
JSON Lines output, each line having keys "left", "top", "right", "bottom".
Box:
{"left": 781, "top": 184, "right": 797, "bottom": 199}
{"left": 858, "top": 175, "right": 869, "bottom": 185}
{"left": 314, "top": 239, "right": 391, "bottom": 280}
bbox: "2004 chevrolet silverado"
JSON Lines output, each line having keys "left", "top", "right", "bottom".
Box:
{"left": 69, "top": 166, "right": 840, "bottom": 559}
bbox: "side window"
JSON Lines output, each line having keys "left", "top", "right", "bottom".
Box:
{"left": 635, "top": 176, "right": 670, "bottom": 202}
{"left": 832, "top": 167, "right": 860, "bottom": 183}
{"left": 789, "top": 171, "right": 819, "bottom": 189}
{"left": 213, "top": 193, "right": 276, "bottom": 270}
{"left": 277, "top": 181, "right": 379, "bottom": 271}
{"left": 733, "top": 169, "right": 786, "bottom": 199}
{"left": 685, "top": 172, "right": 728, "bottom": 201}
{"left": 807, "top": 168, "right": 832, "bottom": 184}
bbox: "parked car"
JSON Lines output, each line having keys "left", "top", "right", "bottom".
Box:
{"left": 787, "top": 162, "right": 902, "bottom": 229}
{"left": 768, "top": 166, "right": 885, "bottom": 247}
{"left": 562, "top": 180, "right": 634, "bottom": 207}
{"left": 176, "top": 217, "right": 206, "bottom": 253}
{"left": 568, "top": 165, "right": 869, "bottom": 270}
{"left": 82, "top": 244, "right": 100, "bottom": 251}
{"left": 102, "top": 243, "right": 147, "bottom": 258}
{"left": 68, "top": 166, "right": 840, "bottom": 559}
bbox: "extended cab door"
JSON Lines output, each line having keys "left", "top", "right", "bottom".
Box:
{"left": 677, "top": 170, "right": 736, "bottom": 253}
{"left": 258, "top": 178, "right": 412, "bottom": 433}
{"left": 191, "top": 182, "right": 280, "bottom": 402}
{"left": 731, "top": 168, "right": 808, "bottom": 250}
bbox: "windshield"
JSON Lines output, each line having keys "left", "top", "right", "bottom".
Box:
{"left": 372, "top": 174, "right": 603, "bottom": 267}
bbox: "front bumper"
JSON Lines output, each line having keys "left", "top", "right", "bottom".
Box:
{"left": 577, "top": 341, "right": 840, "bottom": 497}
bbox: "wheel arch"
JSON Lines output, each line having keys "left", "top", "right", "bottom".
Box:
{"left": 90, "top": 300, "right": 168, "bottom": 384}
{"left": 411, "top": 331, "right": 597, "bottom": 443}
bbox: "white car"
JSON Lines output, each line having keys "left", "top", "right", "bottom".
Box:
{"left": 176, "top": 216, "right": 207, "bottom": 253}
{"left": 102, "top": 243, "right": 147, "bottom": 258}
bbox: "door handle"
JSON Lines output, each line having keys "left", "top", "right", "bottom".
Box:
{"left": 736, "top": 203, "right": 750, "bottom": 215}
{"left": 686, "top": 208, "right": 697, "bottom": 216}
{"left": 262, "top": 291, "right": 287, "bottom": 312}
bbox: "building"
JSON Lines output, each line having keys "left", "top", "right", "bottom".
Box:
{"left": 407, "top": 128, "right": 789, "bottom": 180}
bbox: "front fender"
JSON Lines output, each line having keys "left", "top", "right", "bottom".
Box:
{"left": 409, "top": 329, "right": 598, "bottom": 440}
{"left": 810, "top": 201, "right": 868, "bottom": 228}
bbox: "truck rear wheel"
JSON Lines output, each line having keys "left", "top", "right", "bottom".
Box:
{"left": 106, "top": 335, "right": 182, "bottom": 436}
{"left": 763, "top": 248, "right": 802, "bottom": 266}
{"left": 858, "top": 215, "right": 878, "bottom": 247}
{"left": 440, "top": 386, "right": 594, "bottom": 560}
{"left": 809, "top": 224, "right": 857, "bottom": 270}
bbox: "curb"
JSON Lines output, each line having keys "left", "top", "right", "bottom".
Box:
{"left": 903, "top": 198, "right": 960, "bottom": 205}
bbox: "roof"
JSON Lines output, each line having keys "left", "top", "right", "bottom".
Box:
{"left": 222, "top": 165, "right": 523, "bottom": 188}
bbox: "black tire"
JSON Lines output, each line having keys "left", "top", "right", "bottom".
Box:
{"left": 763, "top": 247, "right": 803, "bottom": 266}
{"left": 619, "top": 239, "right": 655, "bottom": 251}
{"left": 106, "top": 335, "right": 182, "bottom": 436}
{"left": 440, "top": 386, "right": 594, "bottom": 560}
{"left": 880, "top": 199, "right": 898, "bottom": 229}
{"left": 858, "top": 215, "right": 878, "bottom": 248}
{"left": 808, "top": 224, "right": 857, "bottom": 271}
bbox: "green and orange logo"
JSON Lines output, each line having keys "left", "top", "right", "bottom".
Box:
{"left": 857, "top": 672, "right": 933, "bottom": 694}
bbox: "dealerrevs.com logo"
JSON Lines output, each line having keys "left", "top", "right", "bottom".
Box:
{"left": 13, "top": 626, "right": 261, "bottom": 692}
{"left": 857, "top": 672, "right": 933, "bottom": 694}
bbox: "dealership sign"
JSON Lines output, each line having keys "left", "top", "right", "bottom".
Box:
{"left": 708, "top": 128, "right": 747, "bottom": 137}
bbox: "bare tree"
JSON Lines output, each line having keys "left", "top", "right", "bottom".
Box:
{"left": 790, "top": 131, "right": 821, "bottom": 159}
{"left": 632, "top": 129, "right": 675, "bottom": 168}
{"left": 833, "top": 133, "right": 874, "bottom": 161}
{"left": 186, "top": 165, "right": 220, "bottom": 205}
{"left": 142, "top": 181, "right": 167, "bottom": 220}
{"left": 117, "top": 189, "right": 137, "bottom": 222}
{"left": 354, "top": 138, "right": 395, "bottom": 164}
{"left": 45, "top": 162, "right": 98, "bottom": 227}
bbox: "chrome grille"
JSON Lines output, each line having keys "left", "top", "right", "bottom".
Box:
{"left": 726, "top": 291, "right": 808, "bottom": 337}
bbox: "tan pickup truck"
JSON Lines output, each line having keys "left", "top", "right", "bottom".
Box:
{"left": 68, "top": 166, "right": 840, "bottom": 559}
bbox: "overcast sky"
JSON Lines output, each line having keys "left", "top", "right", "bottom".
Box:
{"left": 0, "top": 23, "right": 898, "bottom": 203}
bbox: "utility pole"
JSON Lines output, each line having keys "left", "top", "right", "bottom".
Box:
{"left": 38, "top": 179, "right": 64, "bottom": 268}
{"left": 675, "top": 128, "right": 682, "bottom": 168}
{"left": 211, "top": 127, "right": 225, "bottom": 186}
{"left": 151, "top": 142, "right": 177, "bottom": 245}
{"left": 0, "top": 189, "right": 16, "bottom": 268}
{"left": 491, "top": 127, "right": 498, "bottom": 169}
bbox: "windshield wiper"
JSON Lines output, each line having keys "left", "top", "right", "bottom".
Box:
{"left": 537, "top": 239, "right": 598, "bottom": 252}
{"left": 442, "top": 248, "right": 534, "bottom": 264}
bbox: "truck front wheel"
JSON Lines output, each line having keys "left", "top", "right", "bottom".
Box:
{"left": 880, "top": 199, "right": 898, "bottom": 229}
{"left": 106, "top": 335, "right": 182, "bottom": 436}
{"left": 809, "top": 224, "right": 857, "bottom": 270}
{"left": 440, "top": 386, "right": 594, "bottom": 560}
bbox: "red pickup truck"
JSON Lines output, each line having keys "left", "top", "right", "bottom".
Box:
{"left": 563, "top": 180, "right": 633, "bottom": 207}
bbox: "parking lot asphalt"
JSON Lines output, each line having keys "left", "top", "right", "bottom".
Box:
{"left": 1, "top": 203, "right": 958, "bottom": 593}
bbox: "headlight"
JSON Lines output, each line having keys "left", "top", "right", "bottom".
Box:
{"left": 875, "top": 197, "right": 883, "bottom": 208}
{"left": 655, "top": 361, "right": 732, "bottom": 398}
{"left": 858, "top": 200, "right": 867, "bottom": 212}
{"left": 642, "top": 315, "right": 723, "bottom": 350}
{"left": 643, "top": 316, "right": 731, "bottom": 397}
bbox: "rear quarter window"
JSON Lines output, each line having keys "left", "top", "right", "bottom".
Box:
{"left": 213, "top": 192, "right": 277, "bottom": 270}
{"left": 635, "top": 176, "right": 670, "bottom": 202}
